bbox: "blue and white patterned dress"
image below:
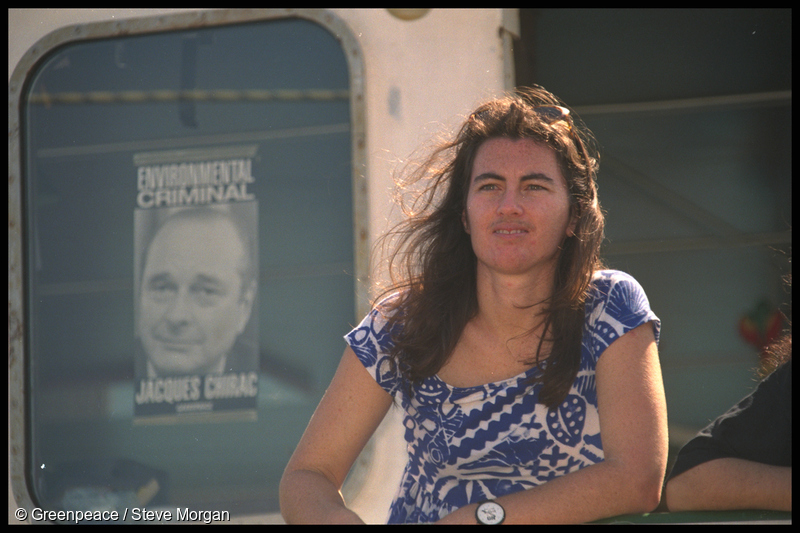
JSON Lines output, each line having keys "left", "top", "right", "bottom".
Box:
{"left": 344, "top": 270, "right": 660, "bottom": 523}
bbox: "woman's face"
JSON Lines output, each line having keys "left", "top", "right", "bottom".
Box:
{"left": 463, "top": 137, "right": 575, "bottom": 280}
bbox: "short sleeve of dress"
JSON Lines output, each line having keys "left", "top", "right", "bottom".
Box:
{"left": 585, "top": 270, "right": 661, "bottom": 363}
{"left": 344, "top": 295, "right": 404, "bottom": 398}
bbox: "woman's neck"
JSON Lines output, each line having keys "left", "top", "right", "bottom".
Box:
{"left": 472, "top": 265, "right": 555, "bottom": 341}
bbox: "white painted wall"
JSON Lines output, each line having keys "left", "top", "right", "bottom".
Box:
{"left": 338, "top": 9, "right": 508, "bottom": 289}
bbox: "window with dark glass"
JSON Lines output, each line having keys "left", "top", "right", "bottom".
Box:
{"left": 21, "top": 15, "right": 355, "bottom": 516}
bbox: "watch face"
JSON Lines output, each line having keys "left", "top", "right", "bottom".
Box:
{"left": 476, "top": 501, "right": 505, "bottom": 525}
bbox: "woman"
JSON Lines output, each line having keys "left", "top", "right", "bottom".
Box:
{"left": 280, "top": 86, "right": 668, "bottom": 524}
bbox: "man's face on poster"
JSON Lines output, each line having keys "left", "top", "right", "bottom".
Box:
{"left": 138, "top": 215, "right": 254, "bottom": 376}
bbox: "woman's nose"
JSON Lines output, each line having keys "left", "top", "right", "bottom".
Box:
{"left": 497, "top": 189, "right": 523, "bottom": 215}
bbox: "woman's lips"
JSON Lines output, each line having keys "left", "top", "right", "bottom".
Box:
{"left": 492, "top": 223, "right": 530, "bottom": 235}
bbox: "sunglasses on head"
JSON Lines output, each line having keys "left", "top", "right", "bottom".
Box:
{"left": 534, "top": 106, "right": 595, "bottom": 173}
{"left": 533, "top": 106, "right": 572, "bottom": 128}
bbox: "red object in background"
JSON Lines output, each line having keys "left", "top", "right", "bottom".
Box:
{"left": 738, "top": 299, "right": 784, "bottom": 357}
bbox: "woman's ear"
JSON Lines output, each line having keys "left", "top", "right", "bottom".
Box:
{"left": 566, "top": 209, "right": 578, "bottom": 238}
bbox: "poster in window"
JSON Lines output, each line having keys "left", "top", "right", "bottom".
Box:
{"left": 132, "top": 146, "right": 259, "bottom": 422}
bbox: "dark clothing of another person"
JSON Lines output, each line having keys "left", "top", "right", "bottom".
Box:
{"left": 668, "top": 360, "right": 792, "bottom": 481}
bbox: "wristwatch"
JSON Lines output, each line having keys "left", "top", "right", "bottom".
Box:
{"left": 475, "top": 500, "right": 505, "bottom": 525}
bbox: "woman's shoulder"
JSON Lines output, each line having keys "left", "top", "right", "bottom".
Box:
{"left": 345, "top": 292, "right": 404, "bottom": 349}
{"left": 586, "top": 269, "right": 660, "bottom": 344}
{"left": 589, "top": 269, "right": 650, "bottom": 301}
{"left": 345, "top": 292, "right": 406, "bottom": 396}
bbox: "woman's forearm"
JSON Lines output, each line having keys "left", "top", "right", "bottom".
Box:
{"left": 278, "top": 348, "right": 393, "bottom": 524}
{"left": 279, "top": 468, "right": 364, "bottom": 524}
{"left": 438, "top": 457, "right": 664, "bottom": 524}
{"left": 666, "top": 458, "right": 791, "bottom": 512}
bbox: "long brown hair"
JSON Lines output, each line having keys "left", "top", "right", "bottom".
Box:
{"left": 375, "top": 86, "right": 605, "bottom": 408}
